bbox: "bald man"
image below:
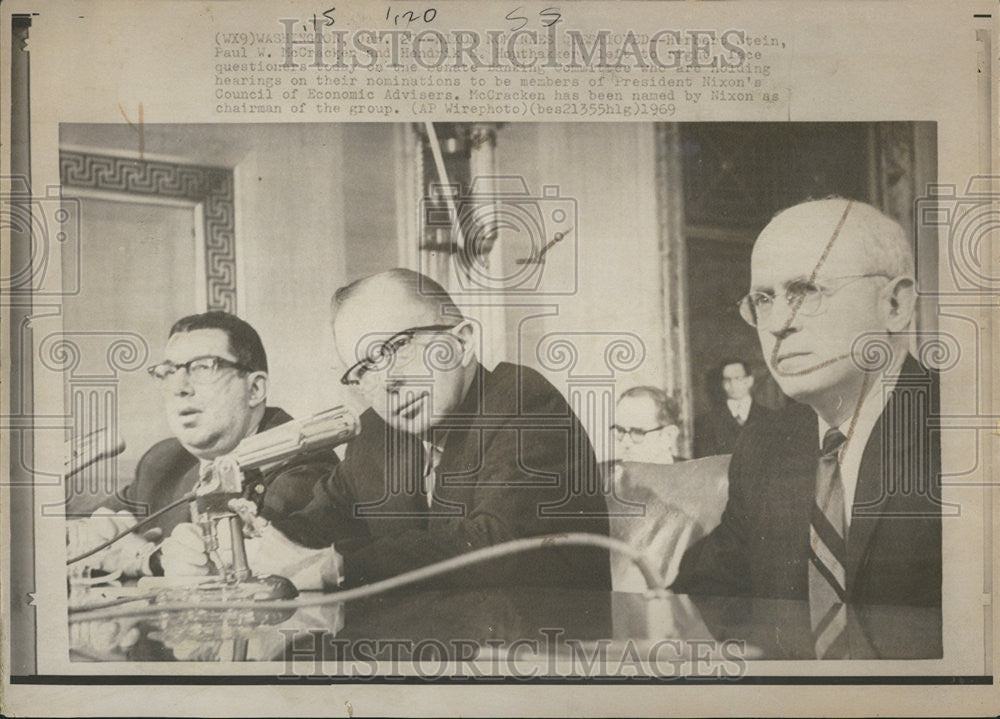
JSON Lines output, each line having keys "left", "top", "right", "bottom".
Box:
{"left": 672, "top": 198, "right": 940, "bottom": 658}
{"left": 268, "top": 268, "right": 611, "bottom": 590}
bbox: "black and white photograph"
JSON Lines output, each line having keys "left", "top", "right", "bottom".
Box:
{"left": 48, "top": 119, "right": 944, "bottom": 664}
{"left": 2, "top": 1, "right": 996, "bottom": 717}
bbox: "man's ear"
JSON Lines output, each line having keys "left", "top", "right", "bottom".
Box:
{"left": 882, "top": 276, "right": 916, "bottom": 333}
{"left": 455, "top": 320, "right": 478, "bottom": 367}
{"left": 663, "top": 424, "right": 681, "bottom": 456}
{"left": 247, "top": 372, "right": 268, "bottom": 408}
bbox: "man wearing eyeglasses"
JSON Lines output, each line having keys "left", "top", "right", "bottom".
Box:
{"left": 693, "top": 359, "right": 774, "bottom": 458}
{"left": 613, "top": 386, "right": 681, "bottom": 465}
{"left": 259, "top": 268, "right": 612, "bottom": 590}
{"left": 72, "top": 311, "right": 336, "bottom": 577}
{"left": 673, "top": 198, "right": 940, "bottom": 658}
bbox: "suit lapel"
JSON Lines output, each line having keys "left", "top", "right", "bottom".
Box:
{"left": 764, "top": 410, "right": 818, "bottom": 598}
{"left": 845, "top": 390, "right": 893, "bottom": 598}
{"left": 259, "top": 406, "right": 293, "bottom": 432}
{"left": 844, "top": 355, "right": 931, "bottom": 596}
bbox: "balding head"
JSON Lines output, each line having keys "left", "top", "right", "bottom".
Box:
{"left": 331, "top": 269, "right": 476, "bottom": 437}
{"left": 332, "top": 268, "right": 463, "bottom": 330}
{"left": 758, "top": 198, "right": 915, "bottom": 280}
{"left": 749, "top": 198, "right": 916, "bottom": 425}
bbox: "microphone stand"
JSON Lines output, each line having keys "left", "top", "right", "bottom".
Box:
{"left": 183, "top": 406, "right": 359, "bottom": 601}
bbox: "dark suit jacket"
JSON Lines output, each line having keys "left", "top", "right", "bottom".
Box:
{"left": 272, "top": 362, "right": 612, "bottom": 590}
{"left": 673, "top": 356, "right": 941, "bottom": 608}
{"left": 694, "top": 399, "right": 775, "bottom": 458}
{"left": 109, "top": 406, "right": 338, "bottom": 536}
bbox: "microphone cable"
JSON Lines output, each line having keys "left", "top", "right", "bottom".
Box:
{"left": 68, "top": 533, "right": 667, "bottom": 622}
{"left": 65, "top": 491, "right": 196, "bottom": 566}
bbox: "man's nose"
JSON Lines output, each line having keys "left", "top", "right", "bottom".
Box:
{"left": 763, "top": 297, "right": 801, "bottom": 339}
{"left": 169, "top": 370, "right": 194, "bottom": 396}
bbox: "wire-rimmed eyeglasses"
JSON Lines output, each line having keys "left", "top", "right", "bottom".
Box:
{"left": 737, "top": 273, "right": 891, "bottom": 328}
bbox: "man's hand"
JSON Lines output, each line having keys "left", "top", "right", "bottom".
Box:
{"left": 70, "top": 616, "right": 143, "bottom": 658}
{"left": 67, "top": 509, "right": 161, "bottom": 577}
{"left": 245, "top": 525, "right": 342, "bottom": 591}
{"left": 159, "top": 522, "right": 221, "bottom": 576}
{"left": 160, "top": 520, "right": 341, "bottom": 590}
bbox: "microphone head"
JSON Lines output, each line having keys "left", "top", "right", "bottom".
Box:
{"left": 231, "top": 405, "right": 360, "bottom": 471}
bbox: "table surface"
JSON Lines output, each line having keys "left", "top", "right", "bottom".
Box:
{"left": 69, "top": 583, "right": 942, "bottom": 664}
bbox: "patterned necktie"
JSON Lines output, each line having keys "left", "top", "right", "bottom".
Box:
{"left": 809, "top": 427, "right": 850, "bottom": 659}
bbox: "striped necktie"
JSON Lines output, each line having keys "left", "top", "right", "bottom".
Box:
{"left": 809, "top": 427, "right": 850, "bottom": 659}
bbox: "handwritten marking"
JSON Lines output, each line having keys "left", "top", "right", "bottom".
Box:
{"left": 386, "top": 6, "right": 437, "bottom": 26}
{"left": 117, "top": 102, "right": 144, "bottom": 161}
{"left": 769, "top": 199, "right": 854, "bottom": 378}
{"left": 515, "top": 227, "right": 572, "bottom": 265}
{"left": 506, "top": 7, "right": 561, "bottom": 30}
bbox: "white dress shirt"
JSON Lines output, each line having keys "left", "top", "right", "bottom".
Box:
{"left": 727, "top": 397, "right": 753, "bottom": 425}
{"left": 421, "top": 440, "right": 445, "bottom": 508}
{"left": 816, "top": 371, "right": 900, "bottom": 528}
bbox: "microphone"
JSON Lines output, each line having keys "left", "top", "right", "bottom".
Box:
{"left": 230, "top": 405, "right": 360, "bottom": 471}
{"left": 65, "top": 428, "right": 126, "bottom": 478}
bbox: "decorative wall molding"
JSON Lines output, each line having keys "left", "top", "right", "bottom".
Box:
{"left": 59, "top": 150, "right": 237, "bottom": 312}
{"left": 655, "top": 123, "right": 695, "bottom": 459}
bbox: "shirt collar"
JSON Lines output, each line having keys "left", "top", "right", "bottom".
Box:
{"left": 816, "top": 359, "right": 904, "bottom": 455}
{"left": 421, "top": 438, "right": 445, "bottom": 460}
{"left": 727, "top": 396, "right": 752, "bottom": 417}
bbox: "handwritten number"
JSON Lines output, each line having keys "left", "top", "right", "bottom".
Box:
{"left": 539, "top": 7, "right": 561, "bottom": 27}
{"left": 311, "top": 8, "right": 335, "bottom": 28}
{"left": 506, "top": 7, "right": 560, "bottom": 29}
{"left": 386, "top": 6, "right": 437, "bottom": 25}
{"left": 505, "top": 7, "right": 527, "bottom": 31}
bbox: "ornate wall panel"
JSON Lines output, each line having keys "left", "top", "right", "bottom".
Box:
{"left": 59, "top": 150, "right": 236, "bottom": 312}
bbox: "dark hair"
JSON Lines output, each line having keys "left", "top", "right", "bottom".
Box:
{"left": 619, "top": 385, "right": 680, "bottom": 427}
{"left": 717, "top": 358, "right": 751, "bottom": 381}
{"left": 331, "top": 268, "right": 465, "bottom": 324}
{"left": 169, "top": 311, "right": 268, "bottom": 373}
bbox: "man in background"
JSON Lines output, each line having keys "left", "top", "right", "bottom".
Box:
{"left": 609, "top": 386, "right": 715, "bottom": 592}
{"left": 70, "top": 311, "right": 336, "bottom": 577}
{"left": 613, "top": 386, "right": 682, "bottom": 464}
{"left": 694, "top": 359, "right": 774, "bottom": 457}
